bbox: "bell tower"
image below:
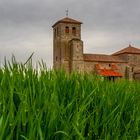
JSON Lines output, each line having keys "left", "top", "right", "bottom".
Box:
{"left": 52, "top": 16, "right": 83, "bottom": 72}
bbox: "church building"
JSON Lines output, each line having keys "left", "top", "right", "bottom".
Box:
{"left": 52, "top": 16, "right": 140, "bottom": 81}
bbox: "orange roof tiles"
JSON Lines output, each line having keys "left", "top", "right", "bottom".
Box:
{"left": 112, "top": 44, "right": 140, "bottom": 56}
{"left": 52, "top": 17, "right": 82, "bottom": 27}
{"left": 84, "top": 54, "right": 125, "bottom": 63}
{"left": 98, "top": 69, "right": 123, "bottom": 77}
{"left": 95, "top": 64, "right": 123, "bottom": 77}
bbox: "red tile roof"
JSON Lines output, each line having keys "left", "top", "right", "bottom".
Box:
{"left": 112, "top": 44, "right": 140, "bottom": 56}
{"left": 52, "top": 17, "right": 82, "bottom": 27}
{"left": 84, "top": 54, "right": 125, "bottom": 63}
{"left": 98, "top": 69, "right": 123, "bottom": 77}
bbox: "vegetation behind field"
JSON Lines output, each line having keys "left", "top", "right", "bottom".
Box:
{"left": 0, "top": 58, "right": 140, "bottom": 140}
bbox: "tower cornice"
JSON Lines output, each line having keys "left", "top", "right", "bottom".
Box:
{"left": 52, "top": 17, "right": 82, "bottom": 28}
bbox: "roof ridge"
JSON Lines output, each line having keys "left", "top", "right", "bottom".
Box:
{"left": 84, "top": 53, "right": 110, "bottom": 56}
{"left": 84, "top": 53, "right": 125, "bottom": 63}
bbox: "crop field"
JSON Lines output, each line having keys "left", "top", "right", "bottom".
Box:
{"left": 0, "top": 58, "right": 140, "bottom": 140}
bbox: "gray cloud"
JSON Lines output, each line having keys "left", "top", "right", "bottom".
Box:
{"left": 0, "top": 0, "right": 140, "bottom": 67}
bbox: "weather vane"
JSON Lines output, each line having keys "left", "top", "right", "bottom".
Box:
{"left": 129, "top": 42, "right": 132, "bottom": 46}
{"left": 66, "top": 9, "right": 69, "bottom": 17}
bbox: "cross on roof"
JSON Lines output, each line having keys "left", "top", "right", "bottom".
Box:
{"left": 66, "top": 9, "right": 69, "bottom": 17}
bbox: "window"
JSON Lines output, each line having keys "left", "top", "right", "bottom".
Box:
{"left": 72, "top": 27, "right": 76, "bottom": 35}
{"left": 54, "top": 29, "right": 56, "bottom": 37}
{"left": 65, "top": 26, "right": 69, "bottom": 34}
{"left": 56, "top": 56, "right": 58, "bottom": 61}
{"left": 57, "top": 27, "right": 59, "bottom": 36}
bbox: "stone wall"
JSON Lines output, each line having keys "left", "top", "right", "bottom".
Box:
{"left": 128, "top": 54, "right": 140, "bottom": 66}
{"left": 134, "top": 72, "right": 140, "bottom": 82}
{"left": 53, "top": 21, "right": 81, "bottom": 71}
{"left": 84, "top": 61, "right": 96, "bottom": 73}
{"left": 115, "top": 54, "right": 128, "bottom": 62}
{"left": 70, "top": 39, "right": 84, "bottom": 72}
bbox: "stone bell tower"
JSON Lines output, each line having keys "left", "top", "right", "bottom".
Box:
{"left": 52, "top": 16, "right": 83, "bottom": 72}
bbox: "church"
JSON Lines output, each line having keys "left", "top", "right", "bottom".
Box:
{"left": 52, "top": 16, "right": 140, "bottom": 81}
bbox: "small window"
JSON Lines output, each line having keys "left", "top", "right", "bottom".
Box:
{"left": 132, "top": 67, "right": 134, "bottom": 72}
{"left": 65, "top": 26, "right": 69, "bottom": 34}
{"left": 72, "top": 27, "right": 76, "bottom": 35}
{"left": 57, "top": 27, "right": 59, "bottom": 36}
{"left": 54, "top": 29, "right": 56, "bottom": 37}
{"left": 56, "top": 56, "right": 58, "bottom": 61}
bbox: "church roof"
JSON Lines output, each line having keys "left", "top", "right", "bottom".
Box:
{"left": 112, "top": 45, "right": 140, "bottom": 56}
{"left": 84, "top": 54, "right": 125, "bottom": 63}
{"left": 52, "top": 17, "right": 82, "bottom": 27}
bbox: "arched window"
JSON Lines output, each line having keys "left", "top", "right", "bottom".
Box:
{"left": 54, "top": 29, "right": 56, "bottom": 37}
{"left": 72, "top": 27, "right": 76, "bottom": 35}
{"left": 57, "top": 27, "right": 59, "bottom": 36}
{"left": 56, "top": 56, "right": 58, "bottom": 61}
{"left": 65, "top": 26, "right": 69, "bottom": 34}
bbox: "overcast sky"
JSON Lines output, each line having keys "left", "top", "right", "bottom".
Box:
{"left": 0, "top": 0, "right": 140, "bottom": 68}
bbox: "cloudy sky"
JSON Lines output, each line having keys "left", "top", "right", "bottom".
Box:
{"left": 0, "top": 0, "right": 140, "bottom": 67}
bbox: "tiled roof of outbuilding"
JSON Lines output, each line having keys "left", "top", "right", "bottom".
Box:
{"left": 84, "top": 54, "right": 125, "bottom": 63}
{"left": 98, "top": 69, "right": 123, "bottom": 77}
{"left": 112, "top": 45, "right": 140, "bottom": 55}
{"left": 95, "top": 64, "right": 123, "bottom": 77}
{"left": 52, "top": 17, "right": 82, "bottom": 27}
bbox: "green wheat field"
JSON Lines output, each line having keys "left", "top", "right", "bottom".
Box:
{"left": 0, "top": 56, "right": 140, "bottom": 140}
